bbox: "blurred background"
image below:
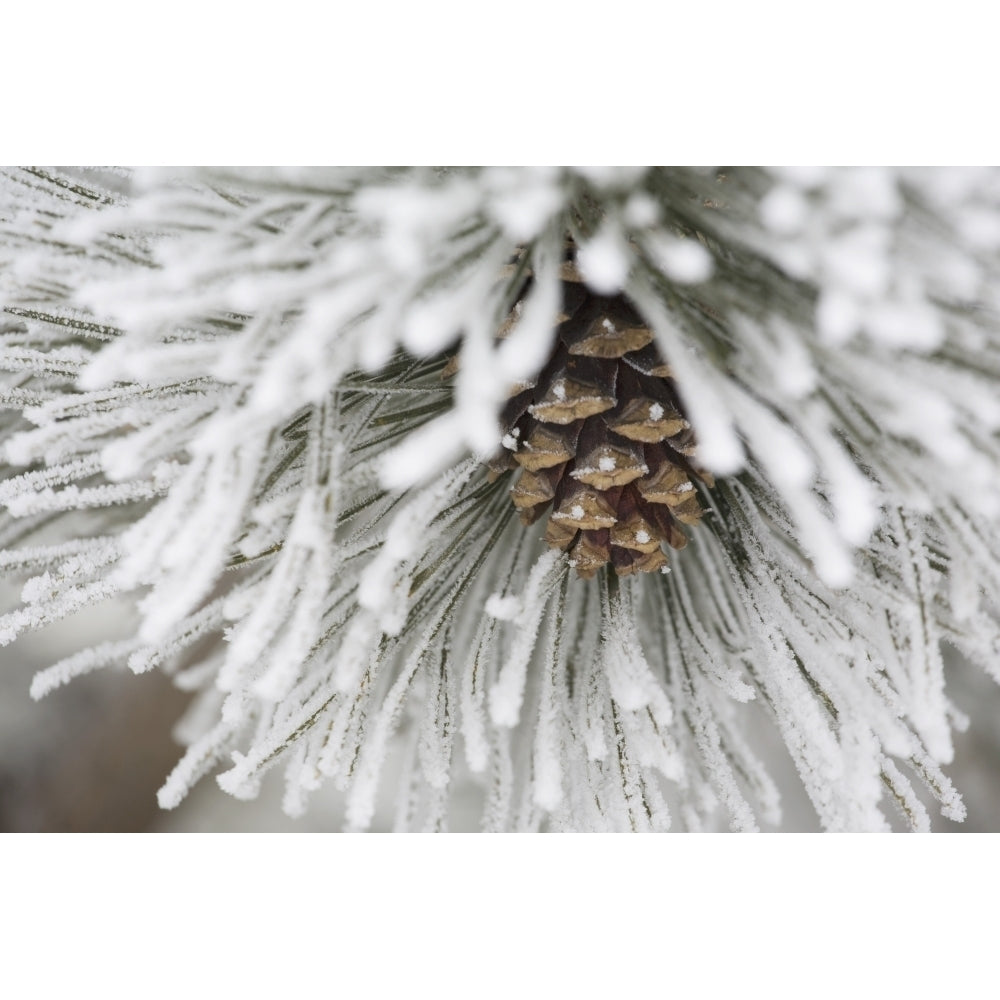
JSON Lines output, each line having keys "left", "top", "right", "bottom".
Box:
{"left": 2, "top": 581, "right": 998, "bottom": 832}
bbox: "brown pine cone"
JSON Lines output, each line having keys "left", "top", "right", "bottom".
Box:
{"left": 490, "top": 244, "right": 712, "bottom": 579}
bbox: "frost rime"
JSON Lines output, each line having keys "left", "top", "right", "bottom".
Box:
{"left": 0, "top": 166, "right": 998, "bottom": 832}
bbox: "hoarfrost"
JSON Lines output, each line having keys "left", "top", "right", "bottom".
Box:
{"left": 485, "top": 594, "right": 521, "bottom": 621}
{"left": 576, "top": 224, "right": 630, "bottom": 295}
{"left": 645, "top": 234, "right": 714, "bottom": 284}
{"left": 1, "top": 166, "right": 998, "bottom": 832}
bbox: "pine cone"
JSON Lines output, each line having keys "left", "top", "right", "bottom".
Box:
{"left": 491, "top": 245, "right": 712, "bottom": 579}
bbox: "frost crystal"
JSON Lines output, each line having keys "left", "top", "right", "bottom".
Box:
{"left": 1, "top": 166, "right": 999, "bottom": 832}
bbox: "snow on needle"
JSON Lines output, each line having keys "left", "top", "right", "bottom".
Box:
{"left": 1, "top": 166, "right": 999, "bottom": 831}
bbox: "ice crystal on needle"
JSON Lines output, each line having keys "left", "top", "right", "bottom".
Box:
{"left": 2, "top": 166, "right": 1000, "bottom": 831}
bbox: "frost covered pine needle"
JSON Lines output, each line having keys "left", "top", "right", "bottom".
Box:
{"left": 1, "top": 166, "right": 999, "bottom": 831}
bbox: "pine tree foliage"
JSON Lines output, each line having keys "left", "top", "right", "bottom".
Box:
{"left": 1, "top": 166, "right": 999, "bottom": 831}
